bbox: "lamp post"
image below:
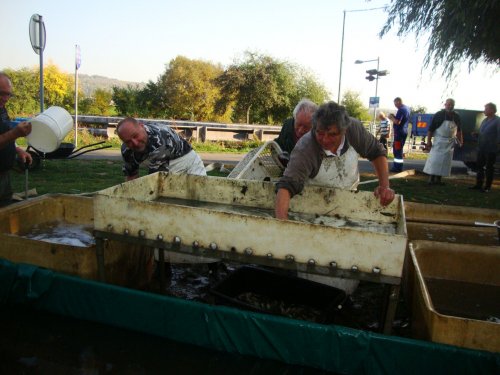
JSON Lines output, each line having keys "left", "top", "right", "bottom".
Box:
{"left": 355, "top": 57, "right": 389, "bottom": 131}
{"left": 337, "top": 6, "right": 387, "bottom": 103}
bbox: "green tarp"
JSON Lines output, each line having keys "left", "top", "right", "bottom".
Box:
{"left": 1, "top": 259, "right": 498, "bottom": 374}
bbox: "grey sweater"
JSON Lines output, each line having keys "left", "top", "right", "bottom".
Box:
{"left": 276, "top": 118, "right": 386, "bottom": 197}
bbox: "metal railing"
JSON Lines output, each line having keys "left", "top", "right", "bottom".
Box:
{"left": 74, "top": 115, "right": 282, "bottom": 142}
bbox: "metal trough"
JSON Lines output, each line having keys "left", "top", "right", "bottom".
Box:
{"left": 93, "top": 173, "right": 407, "bottom": 282}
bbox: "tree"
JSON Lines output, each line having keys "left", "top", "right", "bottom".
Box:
{"left": 93, "top": 89, "right": 113, "bottom": 116}
{"left": 136, "top": 81, "right": 168, "bottom": 119}
{"left": 380, "top": 0, "right": 500, "bottom": 78}
{"left": 216, "top": 52, "right": 330, "bottom": 125}
{"left": 3, "top": 68, "right": 39, "bottom": 117}
{"left": 112, "top": 85, "right": 143, "bottom": 117}
{"left": 216, "top": 52, "right": 299, "bottom": 124}
{"left": 293, "top": 68, "right": 330, "bottom": 107}
{"left": 79, "top": 89, "right": 115, "bottom": 116}
{"left": 410, "top": 105, "right": 427, "bottom": 115}
{"left": 340, "top": 90, "right": 371, "bottom": 121}
{"left": 157, "top": 56, "right": 228, "bottom": 122}
{"left": 4, "top": 65, "right": 74, "bottom": 116}
{"left": 43, "top": 64, "right": 73, "bottom": 111}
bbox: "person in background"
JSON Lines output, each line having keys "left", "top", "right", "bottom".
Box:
{"left": 388, "top": 97, "right": 410, "bottom": 173}
{"left": 469, "top": 102, "right": 500, "bottom": 193}
{"left": 274, "top": 98, "right": 318, "bottom": 155}
{"left": 423, "top": 98, "right": 463, "bottom": 185}
{"left": 0, "top": 72, "right": 32, "bottom": 207}
{"left": 275, "top": 101, "right": 394, "bottom": 220}
{"left": 116, "top": 117, "right": 206, "bottom": 181}
{"left": 376, "top": 111, "right": 391, "bottom": 150}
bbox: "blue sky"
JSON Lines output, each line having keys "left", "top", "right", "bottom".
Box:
{"left": 2, "top": 0, "right": 498, "bottom": 113}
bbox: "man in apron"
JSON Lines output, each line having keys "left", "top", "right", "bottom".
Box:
{"left": 274, "top": 101, "right": 394, "bottom": 294}
{"left": 275, "top": 101, "right": 394, "bottom": 219}
{"left": 423, "top": 99, "right": 463, "bottom": 185}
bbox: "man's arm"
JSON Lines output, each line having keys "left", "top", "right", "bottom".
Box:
{"left": 426, "top": 130, "right": 434, "bottom": 150}
{"left": 126, "top": 174, "right": 139, "bottom": 181}
{"left": 0, "top": 121, "right": 31, "bottom": 149}
{"left": 275, "top": 188, "right": 292, "bottom": 219}
{"left": 388, "top": 113, "right": 400, "bottom": 125}
{"left": 371, "top": 155, "right": 395, "bottom": 206}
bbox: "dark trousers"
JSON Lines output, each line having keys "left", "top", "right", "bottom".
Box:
{"left": 392, "top": 134, "right": 407, "bottom": 172}
{"left": 475, "top": 150, "right": 497, "bottom": 188}
{"left": 379, "top": 135, "right": 388, "bottom": 150}
{"left": 0, "top": 172, "right": 13, "bottom": 207}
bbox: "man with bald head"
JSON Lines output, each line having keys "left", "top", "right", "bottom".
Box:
{"left": 116, "top": 117, "right": 206, "bottom": 181}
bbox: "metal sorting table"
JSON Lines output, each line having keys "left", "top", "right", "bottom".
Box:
{"left": 93, "top": 173, "right": 408, "bottom": 334}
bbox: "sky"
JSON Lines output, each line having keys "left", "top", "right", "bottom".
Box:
{"left": 2, "top": 0, "right": 499, "bottom": 114}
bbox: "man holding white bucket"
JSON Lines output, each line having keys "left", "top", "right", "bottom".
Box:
{"left": 0, "top": 72, "right": 32, "bottom": 207}
{"left": 117, "top": 117, "right": 206, "bottom": 181}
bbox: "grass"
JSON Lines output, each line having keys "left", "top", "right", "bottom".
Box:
{"left": 359, "top": 172, "right": 499, "bottom": 209}
{"left": 10, "top": 158, "right": 499, "bottom": 209}
{"left": 12, "top": 129, "right": 498, "bottom": 209}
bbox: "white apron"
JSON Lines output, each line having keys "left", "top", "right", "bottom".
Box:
{"left": 308, "top": 145, "right": 360, "bottom": 190}
{"left": 423, "top": 120, "right": 457, "bottom": 176}
{"left": 299, "top": 145, "right": 360, "bottom": 294}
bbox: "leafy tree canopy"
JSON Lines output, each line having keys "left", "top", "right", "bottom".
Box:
{"left": 4, "top": 64, "right": 74, "bottom": 116}
{"left": 4, "top": 67, "right": 39, "bottom": 117}
{"left": 293, "top": 67, "right": 330, "bottom": 107}
{"left": 112, "top": 85, "right": 143, "bottom": 117}
{"left": 341, "top": 90, "right": 371, "bottom": 121}
{"left": 216, "top": 51, "right": 329, "bottom": 124}
{"left": 158, "top": 56, "right": 229, "bottom": 122}
{"left": 80, "top": 88, "right": 116, "bottom": 116}
{"left": 380, "top": 0, "right": 500, "bottom": 78}
{"left": 43, "top": 64, "right": 73, "bottom": 111}
{"left": 410, "top": 104, "right": 428, "bottom": 115}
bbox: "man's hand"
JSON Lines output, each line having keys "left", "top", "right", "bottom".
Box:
{"left": 374, "top": 186, "right": 395, "bottom": 206}
{"left": 14, "top": 121, "right": 32, "bottom": 138}
{"left": 16, "top": 148, "right": 33, "bottom": 165}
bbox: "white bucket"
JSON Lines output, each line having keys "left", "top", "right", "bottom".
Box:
{"left": 27, "top": 106, "right": 74, "bottom": 153}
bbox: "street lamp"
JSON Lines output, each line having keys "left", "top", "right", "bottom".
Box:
{"left": 337, "top": 6, "right": 387, "bottom": 103}
{"left": 355, "top": 57, "right": 389, "bottom": 130}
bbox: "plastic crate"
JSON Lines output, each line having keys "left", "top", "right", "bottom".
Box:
{"left": 228, "top": 141, "right": 285, "bottom": 181}
{"left": 410, "top": 241, "right": 500, "bottom": 352}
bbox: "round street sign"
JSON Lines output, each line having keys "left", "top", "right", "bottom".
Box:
{"left": 29, "top": 14, "right": 46, "bottom": 55}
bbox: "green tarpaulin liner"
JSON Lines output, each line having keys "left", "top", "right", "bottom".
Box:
{"left": 0, "top": 259, "right": 498, "bottom": 374}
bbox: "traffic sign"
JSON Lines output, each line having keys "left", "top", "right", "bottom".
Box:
{"left": 29, "top": 14, "right": 46, "bottom": 55}
{"left": 369, "top": 97, "right": 380, "bottom": 108}
{"left": 76, "top": 45, "right": 81, "bottom": 69}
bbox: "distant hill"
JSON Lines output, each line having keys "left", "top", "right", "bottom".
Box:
{"left": 78, "top": 74, "right": 146, "bottom": 97}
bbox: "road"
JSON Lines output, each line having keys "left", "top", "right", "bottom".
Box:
{"left": 75, "top": 148, "right": 469, "bottom": 175}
